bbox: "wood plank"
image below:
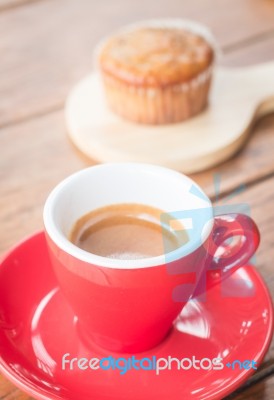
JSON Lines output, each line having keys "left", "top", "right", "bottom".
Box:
{"left": 224, "top": 363, "right": 274, "bottom": 398}
{"left": 0, "top": 0, "right": 37, "bottom": 12}
{"left": 1, "top": 0, "right": 274, "bottom": 127}
{"left": 223, "top": 33, "right": 274, "bottom": 66}
{"left": 193, "top": 114, "right": 274, "bottom": 199}
{"left": 0, "top": 376, "right": 32, "bottom": 399}
{"left": 0, "top": 112, "right": 89, "bottom": 254}
{"left": 226, "top": 374, "right": 274, "bottom": 399}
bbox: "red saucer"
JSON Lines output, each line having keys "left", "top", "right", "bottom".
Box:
{"left": 0, "top": 232, "right": 273, "bottom": 400}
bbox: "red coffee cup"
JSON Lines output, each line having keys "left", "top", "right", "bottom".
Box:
{"left": 43, "top": 164, "right": 260, "bottom": 353}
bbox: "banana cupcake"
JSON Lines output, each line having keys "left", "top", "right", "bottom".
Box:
{"left": 98, "top": 20, "right": 215, "bottom": 125}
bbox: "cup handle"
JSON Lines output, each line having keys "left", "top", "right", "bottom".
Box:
{"left": 193, "top": 213, "right": 260, "bottom": 297}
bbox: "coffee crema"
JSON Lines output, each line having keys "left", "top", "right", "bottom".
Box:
{"left": 70, "top": 203, "right": 188, "bottom": 260}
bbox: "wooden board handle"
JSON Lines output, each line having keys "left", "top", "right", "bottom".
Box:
{"left": 257, "top": 97, "right": 274, "bottom": 119}
{"left": 66, "top": 62, "right": 274, "bottom": 174}
{"left": 244, "top": 62, "right": 274, "bottom": 119}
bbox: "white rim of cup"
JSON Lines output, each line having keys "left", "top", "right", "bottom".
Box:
{"left": 43, "top": 163, "right": 214, "bottom": 269}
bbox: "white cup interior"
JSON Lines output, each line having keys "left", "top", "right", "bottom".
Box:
{"left": 43, "top": 163, "right": 213, "bottom": 268}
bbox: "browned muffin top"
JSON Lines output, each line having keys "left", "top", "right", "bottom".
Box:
{"left": 99, "top": 27, "right": 214, "bottom": 87}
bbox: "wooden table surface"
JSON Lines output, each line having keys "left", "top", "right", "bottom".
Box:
{"left": 1, "top": 0, "right": 274, "bottom": 398}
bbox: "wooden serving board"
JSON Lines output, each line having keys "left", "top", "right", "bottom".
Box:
{"left": 65, "top": 62, "right": 274, "bottom": 173}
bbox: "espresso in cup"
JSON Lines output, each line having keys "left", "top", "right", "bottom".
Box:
{"left": 70, "top": 203, "right": 188, "bottom": 260}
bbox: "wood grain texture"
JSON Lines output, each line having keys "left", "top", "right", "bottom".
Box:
{"left": 227, "top": 374, "right": 274, "bottom": 399}
{"left": 1, "top": 0, "right": 274, "bottom": 127}
{"left": 0, "top": 376, "right": 31, "bottom": 399}
{"left": 223, "top": 32, "right": 274, "bottom": 67}
{"left": 0, "top": 112, "right": 89, "bottom": 254}
{"left": 225, "top": 364, "right": 274, "bottom": 399}
{"left": 193, "top": 113, "right": 274, "bottom": 199}
{"left": 0, "top": 0, "right": 37, "bottom": 12}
